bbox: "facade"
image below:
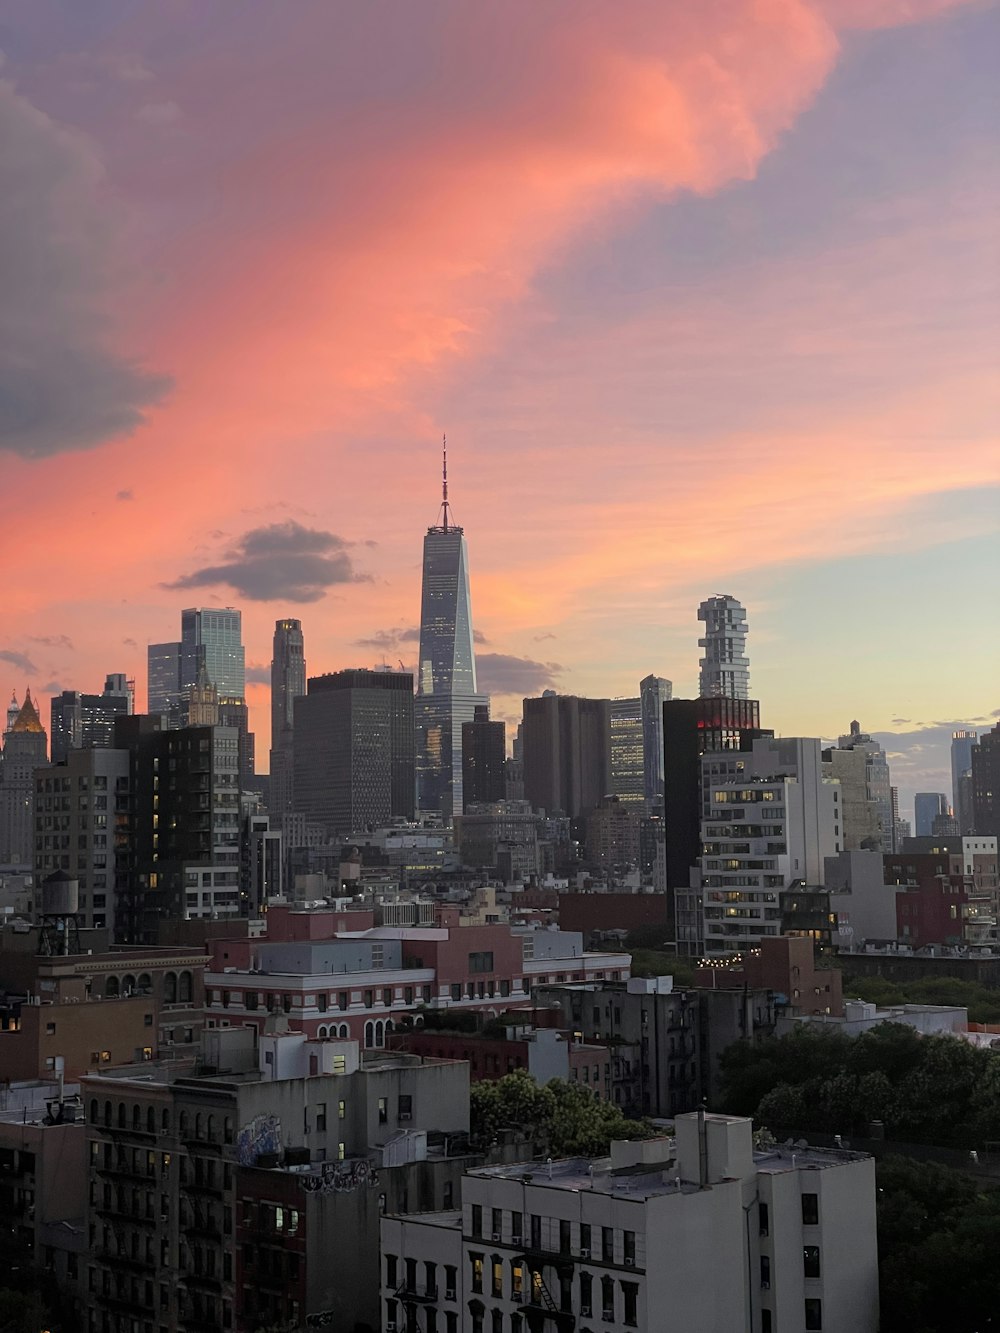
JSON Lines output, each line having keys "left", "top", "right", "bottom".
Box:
{"left": 269, "top": 617, "right": 306, "bottom": 822}
{"left": 697, "top": 594, "right": 750, "bottom": 700}
{"left": 389, "top": 1024, "right": 611, "bottom": 1095}
{"left": 0, "top": 690, "right": 48, "bottom": 866}
{"left": 455, "top": 801, "right": 540, "bottom": 882}
{"left": 147, "top": 641, "right": 183, "bottom": 716}
{"left": 242, "top": 811, "right": 283, "bottom": 913}
{"left": 971, "top": 724, "right": 1000, "bottom": 837}
{"left": 181, "top": 606, "right": 245, "bottom": 700}
{"left": 610, "top": 697, "right": 644, "bottom": 807}
{"left": 522, "top": 695, "right": 612, "bottom": 821}
{"left": 694, "top": 738, "right": 840, "bottom": 957}
{"left": 113, "top": 716, "right": 242, "bottom": 943}
{"left": 638, "top": 674, "right": 671, "bottom": 805}
{"left": 83, "top": 1034, "right": 469, "bottom": 1333}
{"left": 381, "top": 1115, "right": 879, "bottom": 1333}
{"left": 50, "top": 679, "right": 131, "bottom": 764}
{"left": 416, "top": 452, "right": 486, "bottom": 819}
{"left": 584, "top": 795, "right": 641, "bottom": 872}
{"left": 293, "top": 669, "right": 416, "bottom": 838}
{"left": 888, "top": 844, "right": 999, "bottom": 949}
{"left": 833, "top": 721, "right": 893, "bottom": 852}
{"left": 820, "top": 746, "right": 881, "bottom": 851}
{"left": 700, "top": 936, "right": 844, "bottom": 1020}
{"left": 952, "top": 729, "right": 978, "bottom": 833}
{"left": 462, "top": 705, "right": 506, "bottom": 809}
{"left": 200, "top": 911, "right": 630, "bottom": 1047}
{"left": 824, "top": 849, "right": 900, "bottom": 948}
{"left": 914, "top": 792, "right": 949, "bottom": 838}
{"left": 33, "top": 747, "right": 130, "bottom": 933}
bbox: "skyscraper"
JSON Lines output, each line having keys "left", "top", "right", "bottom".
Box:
{"left": 147, "top": 641, "right": 183, "bottom": 714}
{"left": 50, "top": 675, "right": 131, "bottom": 763}
{"left": 639, "top": 674, "right": 672, "bottom": 803}
{"left": 836, "top": 721, "right": 894, "bottom": 852}
{"left": 697, "top": 595, "right": 750, "bottom": 699}
{"left": 610, "top": 697, "right": 645, "bottom": 805}
{"left": 0, "top": 689, "right": 48, "bottom": 866}
{"left": 415, "top": 440, "right": 486, "bottom": 818}
{"left": 294, "top": 669, "right": 415, "bottom": 837}
{"left": 971, "top": 724, "right": 1000, "bottom": 838}
{"left": 914, "top": 792, "right": 949, "bottom": 838}
{"left": 269, "top": 618, "right": 306, "bottom": 820}
{"left": 522, "top": 693, "right": 612, "bottom": 821}
{"left": 952, "top": 730, "right": 978, "bottom": 834}
{"left": 461, "top": 704, "right": 506, "bottom": 809}
{"left": 181, "top": 607, "right": 245, "bottom": 699}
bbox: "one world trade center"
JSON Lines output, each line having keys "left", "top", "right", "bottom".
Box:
{"left": 415, "top": 440, "right": 487, "bottom": 819}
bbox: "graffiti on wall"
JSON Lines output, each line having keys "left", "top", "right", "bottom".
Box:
{"left": 300, "top": 1156, "right": 378, "bottom": 1194}
{"left": 236, "top": 1112, "right": 282, "bottom": 1166}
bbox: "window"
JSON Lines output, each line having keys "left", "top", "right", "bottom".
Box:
{"left": 511, "top": 1211, "right": 522, "bottom": 1244}
{"left": 601, "top": 1275, "right": 615, "bottom": 1322}
{"left": 378, "top": 1098, "right": 388, "bottom": 1125}
{"left": 470, "top": 1254, "right": 484, "bottom": 1294}
{"left": 760, "top": 1255, "right": 771, "bottom": 1289}
{"left": 559, "top": 1219, "right": 571, "bottom": 1254}
{"left": 801, "top": 1193, "right": 819, "bottom": 1226}
{"left": 622, "top": 1281, "right": 638, "bottom": 1327}
{"left": 579, "top": 1222, "right": 591, "bottom": 1254}
{"left": 398, "top": 1094, "right": 413, "bottom": 1122}
{"left": 602, "top": 1226, "right": 614, "bottom": 1262}
{"left": 512, "top": 1261, "right": 524, "bottom": 1300}
{"left": 758, "top": 1201, "right": 769, "bottom": 1236}
{"left": 315, "top": 1103, "right": 327, "bottom": 1132}
{"left": 761, "top": 1313, "right": 772, "bottom": 1333}
{"left": 492, "top": 1258, "right": 503, "bottom": 1298}
{"left": 445, "top": 1265, "right": 457, "bottom": 1301}
{"left": 425, "top": 1261, "right": 437, "bottom": 1299}
{"left": 803, "top": 1246, "right": 821, "bottom": 1279}
{"left": 385, "top": 1254, "right": 398, "bottom": 1288}
{"left": 443, "top": 1181, "right": 454, "bottom": 1208}
{"left": 492, "top": 1208, "right": 502, "bottom": 1238}
{"left": 580, "top": 1272, "right": 593, "bottom": 1317}
{"left": 468, "top": 951, "right": 494, "bottom": 973}
{"left": 530, "top": 1214, "right": 542, "bottom": 1249}
{"left": 623, "top": 1231, "right": 635, "bottom": 1265}
{"left": 805, "top": 1298, "right": 823, "bottom": 1330}
{"left": 471, "top": 1204, "right": 483, "bottom": 1237}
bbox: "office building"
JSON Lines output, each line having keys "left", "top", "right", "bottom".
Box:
{"left": 381, "top": 1114, "right": 879, "bottom": 1333}
{"left": 914, "top": 792, "right": 949, "bottom": 838}
{"left": 181, "top": 606, "right": 245, "bottom": 700}
{"left": 462, "top": 704, "right": 506, "bottom": 809}
{"left": 294, "top": 669, "right": 415, "bottom": 838}
{"left": 0, "top": 690, "right": 48, "bottom": 866}
{"left": 269, "top": 617, "right": 306, "bottom": 820}
{"left": 50, "top": 676, "right": 132, "bottom": 764}
{"left": 952, "top": 729, "right": 978, "bottom": 833}
{"left": 585, "top": 793, "right": 641, "bottom": 871}
{"left": 821, "top": 745, "right": 881, "bottom": 851}
{"left": 242, "top": 811, "right": 283, "bottom": 913}
{"left": 415, "top": 442, "right": 487, "bottom": 819}
{"left": 610, "top": 697, "right": 644, "bottom": 806}
{"left": 147, "top": 641, "right": 183, "bottom": 715}
{"left": 971, "top": 724, "right": 1000, "bottom": 837}
{"left": 455, "top": 800, "right": 540, "bottom": 882}
{"left": 697, "top": 594, "right": 750, "bottom": 699}
{"left": 522, "top": 694, "right": 612, "bottom": 821}
{"left": 833, "top": 721, "right": 894, "bottom": 852}
{"left": 639, "top": 674, "right": 671, "bottom": 804}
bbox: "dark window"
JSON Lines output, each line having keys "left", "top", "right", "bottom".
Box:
{"left": 622, "top": 1281, "right": 638, "bottom": 1326}
{"left": 801, "top": 1193, "right": 819, "bottom": 1226}
{"left": 602, "top": 1226, "right": 614, "bottom": 1262}
{"left": 445, "top": 1265, "right": 457, "bottom": 1300}
{"left": 559, "top": 1219, "right": 571, "bottom": 1254}
{"left": 468, "top": 951, "right": 494, "bottom": 974}
{"left": 803, "top": 1246, "right": 821, "bottom": 1279}
{"left": 398, "top": 1094, "right": 413, "bottom": 1121}
{"left": 443, "top": 1181, "right": 454, "bottom": 1208}
{"left": 385, "top": 1254, "right": 397, "bottom": 1287}
{"left": 623, "top": 1231, "right": 635, "bottom": 1265}
{"left": 758, "top": 1201, "right": 769, "bottom": 1236}
{"left": 530, "top": 1214, "right": 542, "bottom": 1249}
{"left": 579, "top": 1222, "right": 591, "bottom": 1254}
{"left": 762, "top": 1312, "right": 772, "bottom": 1333}
{"left": 805, "top": 1298, "right": 823, "bottom": 1330}
{"left": 580, "top": 1271, "right": 593, "bottom": 1316}
{"left": 471, "top": 1204, "right": 483, "bottom": 1238}
{"left": 602, "top": 1275, "right": 615, "bottom": 1322}
{"left": 760, "top": 1255, "right": 771, "bottom": 1289}
{"left": 492, "top": 1208, "right": 502, "bottom": 1238}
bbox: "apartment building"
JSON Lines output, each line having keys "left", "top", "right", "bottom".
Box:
{"left": 381, "top": 1113, "right": 878, "bottom": 1333}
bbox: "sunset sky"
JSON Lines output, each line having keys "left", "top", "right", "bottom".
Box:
{"left": 1, "top": 0, "right": 997, "bottom": 821}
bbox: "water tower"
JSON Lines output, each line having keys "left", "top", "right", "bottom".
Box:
{"left": 37, "top": 869, "right": 82, "bottom": 956}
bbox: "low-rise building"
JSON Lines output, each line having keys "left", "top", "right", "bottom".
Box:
{"left": 388, "top": 1023, "right": 611, "bottom": 1095}
{"left": 380, "top": 1113, "right": 879, "bottom": 1333}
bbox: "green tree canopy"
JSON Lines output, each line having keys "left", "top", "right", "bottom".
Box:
{"left": 470, "top": 1069, "right": 650, "bottom": 1156}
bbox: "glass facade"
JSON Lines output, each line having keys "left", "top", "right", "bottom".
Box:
{"left": 181, "top": 607, "right": 245, "bottom": 700}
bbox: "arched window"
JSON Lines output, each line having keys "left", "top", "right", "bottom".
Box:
{"left": 385, "top": 1019, "right": 394, "bottom": 1036}
{"left": 178, "top": 971, "right": 193, "bottom": 1003}
{"left": 164, "top": 972, "right": 177, "bottom": 1005}
{"left": 179, "top": 1111, "right": 189, "bottom": 1138}
{"left": 223, "top": 1117, "right": 233, "bottom": 1145}
{"left": 161, "top": 1108, "right": 170, "bottom": 1133}
{"left": 104, "top": 1100, "right": 112, "bottom": 1127}
{"left": 89, "top": 1098, "right": 98, "bottom": 1123}
{"left": 195, "top": 1113, "right": 204, "bottom": 1141}
{"left": 317, "top": 1025, "right": 328, "bottom": 1039}
{"left": 340, "top": 1024, "right": 349, "bottom": 1038}
{"left": 117, "top": 1103, "right": 126, "bottom": 1128}
{"left": 123, "top": 974, "right": 137, "bottom": 995}
{"left": 137, "top": 973, "right": 152, "bottom": 994}
{"left": 132, "top": 1104, "right": 141, "bottom": 1131}
{"left": 207, "top": 1115, "right": 216, "bottom": 1143}
{"left": 104, "top": 976, "right": 119, "bottom": 998}
{"left": 146, "top": 1107, "right": 156, "bottom": 1134}
{"left": 364, "top": 1022, "right": 374, "bottom": 1049}
{"left": 375, "top": 1021, "right": 384, "bottom": 1047}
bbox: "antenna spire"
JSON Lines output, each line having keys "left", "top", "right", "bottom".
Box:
{"left": 442, "top": 433, "right": 449, "bottom": 531}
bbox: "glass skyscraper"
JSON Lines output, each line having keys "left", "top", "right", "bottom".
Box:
{"left": 181, "top": 607, "right": 245, "bottom": 699}
{"left": 698, "top": 595, "right": 750, "bottom": 700}
{"left": 415, "top": 444, "right": 485, "bottom": 818}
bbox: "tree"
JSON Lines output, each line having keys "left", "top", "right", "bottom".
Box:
{"left": 469, "top": 1069, "right": 650, "bottom": 1157}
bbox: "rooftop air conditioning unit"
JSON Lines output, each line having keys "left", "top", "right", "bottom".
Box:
{"left": 492, "top": 1232, "right": 502, "bottom": 1241}
{"left": 579, "top": 1248, "right": 591, "bottom": 1258}
{"left": 624, "top": 1257, "right": 635, "bottom": 1267}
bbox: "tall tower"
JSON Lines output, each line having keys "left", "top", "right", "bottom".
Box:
{"left": 181, "top": 607, "right": 245, "bottom": 699}
{"left": 0, "top": 688, "right": 48, "bottom": 866}
{"left": 269, "top": 618, "right": 306, "bottom": 820}
{"left": 697, "top": 595, "right": 750, "bottom": 700}
{"left": 415, "top": 438, "right": 486, "bottom": 819}
{"left": 951, "top": 729, "right": 978, "bottom": 834}
{"left": 639, "top": 674, "right": 672, "bottom": 804}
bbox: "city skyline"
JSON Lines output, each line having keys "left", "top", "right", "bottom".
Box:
{"left": 0, "top": 1, "right": 996, "bottom": 822}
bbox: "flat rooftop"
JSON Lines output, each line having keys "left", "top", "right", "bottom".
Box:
{"left": 470, "top": 1157, "right": 700, "bottom": 1200}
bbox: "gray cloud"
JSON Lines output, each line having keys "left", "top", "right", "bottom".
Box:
{"left": 122, "top": 637, "right": 137, "bottom": 648}
{"left": 476, "top": 653, "right": 564, "bottom": 697}
{"left": 29, "top": 634, "right": 74, "bottom": 651}
{"left": 1, "top": 649, "right": 37, "bottom": 674}
{"left": 0, "top": 78, "right": 170, "bottom": 458}
{"left": 245, "top": 664, "right": 271, "bottom": 685}
{"left": 164, "top": 521, "right": 368, "bottom": 603}
{"left": 355, "top": 626, "right": 420, "bottom": 650}
{"left": 532, "top": 632, "right": 557, "bottom": 643}
{"left": 41, "top": 680, "right": 64, "bottom": 694}
{"left": 116, "top": 489, "right": 134, "bottom": 502}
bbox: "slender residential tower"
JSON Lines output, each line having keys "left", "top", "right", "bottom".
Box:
{"left": 415, "top": 438, "right": 486, "bottom": 819}
{"left": 269, "top": 618, "right": 306, "bottom": 820}
{"left": 698, "top": 595, "right": 750, "bottom": 700}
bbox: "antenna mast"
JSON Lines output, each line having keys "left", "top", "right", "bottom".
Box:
{"left": 441, "top": 434, "right": 450, "bottom": 532}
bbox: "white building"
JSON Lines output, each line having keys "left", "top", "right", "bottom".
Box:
{"left": 380, "top": 1112, "right": 878, "bottom": 1333}
{"left": 698, "top": 738, "right": 840, "bottom": 956}
{"left": 698, "top": 594, "right": 750, "bottom": 700}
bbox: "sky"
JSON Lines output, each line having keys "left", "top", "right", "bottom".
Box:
{"left": 0, "top": 0, "right": 997, "bottom": 822}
